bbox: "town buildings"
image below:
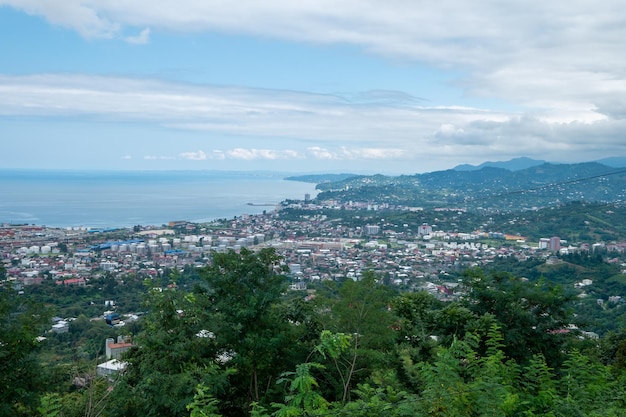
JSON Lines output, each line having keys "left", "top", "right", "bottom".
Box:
{"left": 3, "top": 201, "right": 625, "bottom": 302}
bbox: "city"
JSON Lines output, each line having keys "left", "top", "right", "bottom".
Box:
{"left": 4, "top": 197, "right": 625, "bottom": 308}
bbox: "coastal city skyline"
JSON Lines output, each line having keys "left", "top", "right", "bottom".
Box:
{"left": 2, "top": 2, "right": 626, "bottom": 174}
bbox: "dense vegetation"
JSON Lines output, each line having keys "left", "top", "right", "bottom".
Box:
{"left": 285, "top": 173, "right": 361, "bottom": 184}
{"left": 4, "top": 247, "right": 626, "bottom": 416}
{"left": 279, "top": 201, "right": 626, "bottom": 243}
{"left": 312, "top": 162, "right": 626, "bottom": 211}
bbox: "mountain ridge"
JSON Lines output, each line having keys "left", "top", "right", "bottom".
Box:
{"left": 453, "top": 156, "right": 547, "bottom": 171}
{"left": 311, "top": 161, "right": 626, "bottom": 211}
{"left": 453, "top": 156, "right": 626, "bottom": 172}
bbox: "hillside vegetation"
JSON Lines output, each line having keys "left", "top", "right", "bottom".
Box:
{"left": 4, "top": 248, "right": 626, "bottom": 416}
{"left": 5, "top": 160, "right": 626, "bottom": 416}
{"left": 311, "top": 162, "right": 626, "bottom": 211}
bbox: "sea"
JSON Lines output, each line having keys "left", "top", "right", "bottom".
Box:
{"left": 0, "top": 170, "right": 318, "bottom": 229}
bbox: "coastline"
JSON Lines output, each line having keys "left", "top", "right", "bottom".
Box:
{"left": 0, "top": 170, "right": 317, "bottom": 229}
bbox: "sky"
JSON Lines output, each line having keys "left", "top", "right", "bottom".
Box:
{"left": 1, "top": 1, "right": 625, "bottom": 175}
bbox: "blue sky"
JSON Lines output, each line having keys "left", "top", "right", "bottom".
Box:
{"left": 1, "top": 1, "right": 625, "bottom": 174}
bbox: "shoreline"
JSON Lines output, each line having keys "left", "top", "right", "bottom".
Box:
{"left": 0, "top": 171, "right": 318, "bottom": 230}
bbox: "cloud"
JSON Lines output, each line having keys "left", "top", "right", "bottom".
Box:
{"left": 0, "top": 74, "right": 509, "bottom": 140}
{"left": 1, "top": 2, "right": 624, "bottom": 172}
{"left": 179, "top": 150, "right": 207, "bottom": 160}
{"left": 226, "top": 148, "right": 301, "bottom": 160}
{"left": 1, "top": 0, "right": 120, "bottom": 39}
{"left": 3, "top": 2, "right": 625, "bottom": 134}
{"left": 3, "top": 2, "right": 625, "bottom": 107}
{"left": 1, "top": 73, "right": 626, "bottom": 167}
{"left": 306, "top": 146, "right": 406, "bottom": 160}
{"left": 427, "top": 116, "right": 626, "bottom": 164}
{"left": 341, "top": 90, "right": 425, "bottom": 106}
{"left": 149, "top": 147, "right": 407, "bottom": 163}
{"left": 594, "top": 98, "right": 626, "bottom": 121}
{"left": 143, "top": 155, "right": 175, "bottom": 160}
{"left": 307, "top": 147, "right": 335, "bottom": 160}
{"left": 345, "top": 147, "right": 406, "bottom": 159}
{"left": 125, "top": 27, "right": 150, "bottom": 44}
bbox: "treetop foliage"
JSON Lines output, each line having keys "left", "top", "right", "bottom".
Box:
{"left": 6, "top": 249, "right": 626, "bottom": 416}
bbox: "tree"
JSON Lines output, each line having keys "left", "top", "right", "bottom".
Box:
{"left": 186, "top": 384, "right": 223, "bottom": 417}
{"left": 0, "top": 286, "right": 50, "bottom": 416}
{"left": 554, "top": 350, "right": 621, "bottom": 416}
{"left": 57, "top": 242, "right": 68, "bottom": 254}
{"left": 331, "top": 271, "right": 396, "bottom": 351}
{"left": 415, "top": 325, "right": 522, "bottom": 417}
{"left": 271, "top": 362, "right": 330, "bottom": 416}
{"left": 194, "top": 248, "right": 303, "bottom": 413}
{"left": 316, "top": 271, "right": 397, "bottom": 403}
{"left": 392, "top": 291, "right": 442, "bottom": 355}
{"left": 112, "top": 248, "right": 305, "bottom": 416}
{"left": 461, "top": 269, "right": 576, "bottom": 368}
{"left": 110, "top": 282, "right": 230, "bottom": 417}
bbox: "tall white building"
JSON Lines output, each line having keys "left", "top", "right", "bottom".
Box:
{"left": 365, "top": 225, "right": 380, "bottom": 235}
{"left": 418, "top": 224, "right": 433, "bottom": 235}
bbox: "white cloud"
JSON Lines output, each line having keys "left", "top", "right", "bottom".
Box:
{"left": 345, "top": 147, "right": 406, "bottom": 160}
{"left": 0, "top": 74, "right": 509, "bottom": 140}
{"left": 3, "top": 1, "right": 625, "bottom": 171}
{"left": 152, "top": 147, "right": 406, "bottom": 163}
{"left": 121, "top": 155, "right": 132, "bottom": 160}
{"left": 1, "top": 73, "right": 626, "bottom": 167}
{"left": 226, "top": 148, "right": 301, "bottom": 160}
{"left": 306, "top": 147, "right": 406, "bottom": 160}
{"left": 3, "top": 1, "right": 625, "bottom": 113}
{"left": 306, "top": 147, "right": 335, "bottom": 160}
{"left": 3, "top": 1, "right": 625, "bottom": 144}
{"left": 179, "top": 150, "right": 207, "bottom": 160}
{"left": 1, "top": 0, "right": 120, "bottom": 39}
{"left": 125, "top": 27, "right": 150, "bottom": 44}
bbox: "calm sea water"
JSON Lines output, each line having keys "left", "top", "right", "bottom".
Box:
{"left": 0, "top": 170, "right": 317, "bottom": 228}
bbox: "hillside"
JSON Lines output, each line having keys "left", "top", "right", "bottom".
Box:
{"left": 314, "top": 162, "right": 626, "bottom": 211}
{"left": 454, "top": 156, "right": 547, "bottom": 171}
{"left": 284, "top": 173, "right": 361, "bottom": 184}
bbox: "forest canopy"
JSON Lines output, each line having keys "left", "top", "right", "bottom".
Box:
{"left": 4, "top": 248, "right": 626, "bottom": 416}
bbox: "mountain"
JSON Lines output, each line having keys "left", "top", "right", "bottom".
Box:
{"left": 454, "top": 156, "right": 546, "bottom": 171}
{"left": 314, "top": 162, "right": 626, "bottom": 211}
{"left": 284, "top": 173, "right": 361, "bottom": 183}
{"left": 595, "top": 156, "right": 626, "bottom": 168}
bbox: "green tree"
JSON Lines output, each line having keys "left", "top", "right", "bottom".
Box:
{"left": 113, "top": 248, "right": 305, "bottom": 416}
{"left": 392, "top": 291, "right": 438, "bottom": 346}
{"left": 110, "top": 281, "right": 230, "bottom": 417}
{"left": 186, "top": 384, "right": 223, "bottom": 417}
{"left": 0, "top": 262, "right": 6, "bottom": 280}
{"left": 38, "top": 393, "right": 62, "bottom": 417}
{"left": 194, "top": 248, "right": 303, "bottom": 413}
{"left": 417, "top": 337, "right": 474, "bottom": 416}
{"left": 331, "top": 271, "right": 396, "bottom": 351}
{"left": 390, "top": 291, "right": 441, "bottom": 391}
{"left": 317, "top": 271, "right": 396, "bottom": 403}
{"left": 54, "top": 374, "right": 118, "bottom": 417}
{"left": 0, "top": 286, "right": 50, "bottom": 416}
{"left": 271, "top": 362, "right": 330, "bottom": 416}
{"left": 517, "top": 354, "right": 557, "bottom": 415}
{"left": 417, "top": 326, "right": 520, "bottom": 417}
{"left": 554, "top": 350, "right": 621, "bottom": 416}
{"left": 462, "top": 269, "right": 576, "bottom": 368}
